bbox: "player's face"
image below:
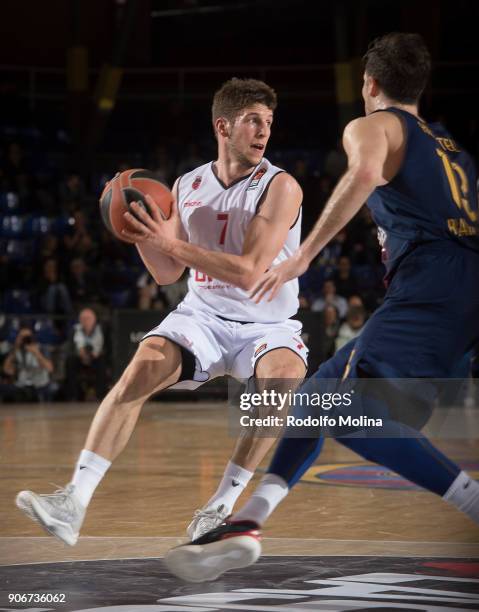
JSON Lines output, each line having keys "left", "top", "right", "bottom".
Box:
{"left": 228, "top": 104, "right": 273, "bottom": 167}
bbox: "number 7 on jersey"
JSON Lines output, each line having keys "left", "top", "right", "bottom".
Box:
{"left": 217, "top": 213, "right": 229, "bottom": 245}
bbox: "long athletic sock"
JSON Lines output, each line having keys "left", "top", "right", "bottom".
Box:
{"left": 443, "top": 470, "right": 479, "bottom": 524}
{"left": 205, "top": 461, "right": 253, "bottom": 511}
{"left": 230, "top": 438, "right": 324, "bottom": 526}
{"left": 70, "top": 449, "right": 111, "bottom": 508}
{"left": 232, "top": 473, "right": 289, "bottom": 525}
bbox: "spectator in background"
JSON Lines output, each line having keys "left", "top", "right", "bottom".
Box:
{"left": 299, "top": 170, "right": 334, "bottom": 238}
{"left": 0, "top": 315, "right": 11, "bottom": 366}
{"left": 333, "top": 255, "right": 358, "bottom": 298}
{"left": 63, "top": 210, "right": 98, "bottom": 264}
{"left": 311, "top": 279, "right": 348, "bottom": 319}
{"left": 314, "top": 230, "right": 347, "bottom": 278}
{"left": 137, "top": 269, "right": 188, "bottom": 311}
{"left": 1, "top": 326, "right": 54, "bottom": 402}
{"left": 346, "top": 206, "right": 381, "bottom": 266}
{"left": 65, "top": 308, "right": 107, "bottom": 401}
{"left": 137, "top": 271, "right": 168, "bottom": 311}
{"left": 58, "top": 172, "right": 87, "bottom": 212}
{"left": 298, "top": 293, "right": 310, "bottom": 310}
{"left": 36, "top": 258, "right": 73, "bottom": 315}
{"left": 39, "top": 234, "right": 61, "bottom": 262}
{"left": 348, "top": 294, "right": 365, "bottom": 309}
{"left": 98, "top": 228, "right": 131, "bottom": 266}
{"left": 322, "top": 304, "right": 340, "bottom": 359}
{"left": 335, "top": 306, "right": 367, "bottom": 351}
{"left": 68, "top": 257, "right": 101, "bottom": 308}
{"left": 292, "top": 159, "right": 328, "bottom": 237}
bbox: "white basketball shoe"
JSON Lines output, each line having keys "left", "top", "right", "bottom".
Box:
{"left": 16, "top": 484, "right": 85, "bottom": 546}
{"left": 186, "top": 503, "right": 230, "bottom": 541}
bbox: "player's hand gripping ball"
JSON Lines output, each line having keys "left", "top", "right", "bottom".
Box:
{"left": 99, "top": 169, "right": 173, "bottom": 243}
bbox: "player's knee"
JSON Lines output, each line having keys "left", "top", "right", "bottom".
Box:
{"left": 257, "top": 355, "right": 305, "bottom": 381}
{"left": 113, "top": 338, "right": 179, "bottom": 404}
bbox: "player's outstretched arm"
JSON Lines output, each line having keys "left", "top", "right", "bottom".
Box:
{"left": 123, "top": 173, "right": 302, "bottom": 291}
{"left": 134, "top": 178, "right": 188, "bottom": 285}
{"left": 251, "top": 114, "right": 391, "bottom": 302}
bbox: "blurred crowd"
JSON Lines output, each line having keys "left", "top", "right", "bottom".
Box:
{"left": 1, "top": 134, "right": 474, "bottom": 402}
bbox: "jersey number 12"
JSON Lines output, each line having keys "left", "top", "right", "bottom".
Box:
{"left": 436, "top": 148, "right": 477, "bottom": 222}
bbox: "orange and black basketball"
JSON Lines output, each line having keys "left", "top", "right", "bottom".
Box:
{"left": 99, "top": 169, "right": 173, "bottom": 243}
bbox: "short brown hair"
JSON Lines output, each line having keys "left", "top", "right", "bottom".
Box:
{"left": 363, "top": 32, "right": 431, "bottom": 104}
{"left": 212, "top": 78, "right": 277, "bottom": 128}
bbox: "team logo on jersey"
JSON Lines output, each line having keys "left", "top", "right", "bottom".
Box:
{"left": 254, "top": 343, "right": 267, "bottom": 357}
{"left": 294, "top": 336, "right": 305, "bottom": 351}
{"left": 247, "top": 168, "right": 267, "bottom": 191}
{"left": 192, "top": 176, "right": 202, "bottom": 190}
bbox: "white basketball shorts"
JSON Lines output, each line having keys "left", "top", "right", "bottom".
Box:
{"left": 142, "top": 302, "right": 309, "bottom": 390}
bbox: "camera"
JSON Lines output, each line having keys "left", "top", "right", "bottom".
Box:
{"left": 21, "top": 335, "right": 34, "bottom": 347}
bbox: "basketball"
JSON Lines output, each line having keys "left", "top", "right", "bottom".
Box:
{"left": 99, "top": 169, "right": 173, "bottom": 242}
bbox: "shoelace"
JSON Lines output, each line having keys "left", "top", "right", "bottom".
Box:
{"left": 40, "top": 484, "right": 76, "bottom": 504}
{"left": 193, "top": 508, "right": 219, "bottom": 519}
{"left": 192, "top": 505, "right": 226, "bottom": 520}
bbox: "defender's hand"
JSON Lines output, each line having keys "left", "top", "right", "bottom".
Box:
{"left": 249, "top": 251, "right": 309, "bottom": 303}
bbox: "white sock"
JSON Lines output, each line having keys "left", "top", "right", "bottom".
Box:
{"left": 70, "top": 449, "right": 111, "bottom": 508}
{"left": 205, "top": 461, "right": 253, "bottom": 512}
{"left": 232, "top": 473, "right": 289, "bottom": 525}
{"left": 443, "top": 471, "right": 479, "bottom": 524}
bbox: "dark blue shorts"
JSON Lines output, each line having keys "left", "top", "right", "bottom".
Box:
{"left": 329, "top": 243, "right": 479, "bottom": 379}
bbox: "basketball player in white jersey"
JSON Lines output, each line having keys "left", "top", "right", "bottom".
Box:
{"left": 16, "top": 78, "right": 308, "bottom": 546}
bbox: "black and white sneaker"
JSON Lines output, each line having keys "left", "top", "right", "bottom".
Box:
{"left": 164, "top": 520, "right": 262, "bottom": 582}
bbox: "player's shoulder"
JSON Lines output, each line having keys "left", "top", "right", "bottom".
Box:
{"left": 258, "top": 170, "right": 302, "bottom": 217}
{"left": 344, "top": 112, "right": 404, "bottom": 149}
{"left": 269, "top": 170, "right": 302, "bottom": 196}
{"left": 347, "top": 111, "right": 405, "bottom": 134}
{"left": 260, "top": 158, "right": 301, "bottom": 192}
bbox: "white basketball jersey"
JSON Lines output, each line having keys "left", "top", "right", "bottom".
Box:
{"left": 177, "top": 158, "right": 301, "bottom": 323}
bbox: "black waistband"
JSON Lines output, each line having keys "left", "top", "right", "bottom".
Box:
{"left": 216, "top": 314, "right": 254, "bottom": 325}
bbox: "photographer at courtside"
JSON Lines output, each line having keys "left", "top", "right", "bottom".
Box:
{"left": 1, "top": 326, "right": 54, "bottom": 403}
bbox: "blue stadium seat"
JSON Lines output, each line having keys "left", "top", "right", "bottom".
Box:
{"left": 5, "top": 318, "right": 21, "bottom": 344}
{"left": 3, "top": 289, "right": 34, "bottom": 314}
{"left": 33, "top": 318, "right": 62, "bottom": 345}
{"left": 24, "top": 215, "right": 52, "bottom": 237}
{"left": 108, "top": 289, "right": 131, "bottom": 308}
{"left": 0, "top": 215, "right": 25, "bottom": 238}
{"left": 353, "top": 264, "right": 383, "bottom": 290}
{"left": 0, "top": 191, "right": 22, "bottom": 214}
{"left": 51, "top": 215, "right": 75, "bottom": 236}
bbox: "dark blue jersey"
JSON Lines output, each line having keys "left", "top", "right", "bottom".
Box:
{"left": 366, "top": 107, "right": 479, "bottom": 278}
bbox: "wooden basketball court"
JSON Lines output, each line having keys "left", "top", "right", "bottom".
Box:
{"left": 2, "top": 400, "right": 478, "bottom": 569}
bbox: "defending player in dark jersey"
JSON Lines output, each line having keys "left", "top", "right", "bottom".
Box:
{"left": 164, "top": 32, "right": 479, "bottom": 582}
